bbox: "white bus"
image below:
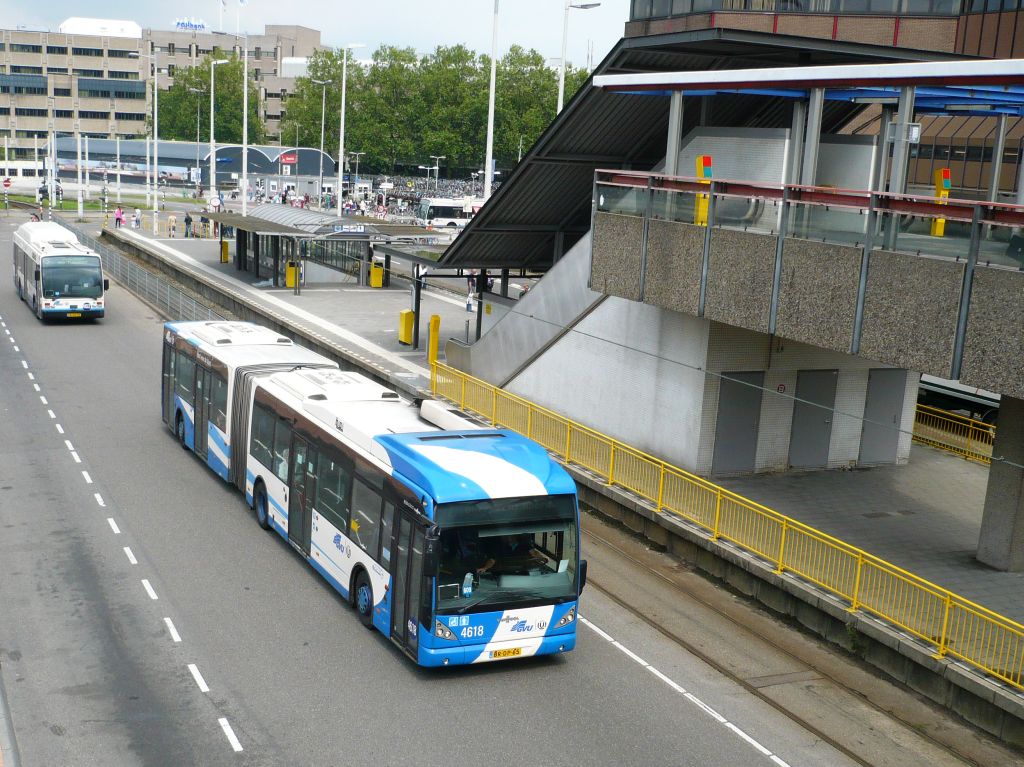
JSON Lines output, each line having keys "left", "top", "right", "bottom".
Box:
{"left": 161, "top": 321, "right": 337, "bottom": 482}
{"left": 13, "top": 221, "right": 109, "bottom": 320}
{"left": 415, "top": 197, "right": 483, "bottom": 229}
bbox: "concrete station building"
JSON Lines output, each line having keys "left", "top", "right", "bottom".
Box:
{"left": 441, "top": 5, "right": 1024, "bottom": 572}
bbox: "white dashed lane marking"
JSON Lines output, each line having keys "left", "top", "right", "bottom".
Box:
{"left": 164, "top": 618, "right": 182, "bottom": 643}
{"left": 71, "top": 452, "right": 81, "bottom": 463}
{"left": 94, "top": 493, "right": 105, "bottom": 507}
{"left": 32, "top": 383, "right": 40, "bottom": 392}
{"left": 81, "top": 470, "right": 93, "bottom": 484}
{"left": 123, "top": 547, "right": 137, "bottom": 565}
{"left": 141, "top": 579, "right": 158, "bottom": 600}
{"left": 47, "top": 410, "right": 55, "bottom": 419}
{"left": 39, "top": 395, "right": 47, "bottom": 405}
{"left": 188, "top": 664, "right": 210, "bottom": 693}
{"left": 107, "top": 518, "right": 121, "bottom": 534}
{"left": 579, "top": 616, "right": 791, "bottom": 767}
{"left": 218, "top": 718, "right": 243, "bottom": 752}
{"left": 55, "top": 424, "right": 64, "bottom": 434}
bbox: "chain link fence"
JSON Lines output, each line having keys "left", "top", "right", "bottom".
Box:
{"left": 59, "top": 219, "right": 226, "bottom": 322}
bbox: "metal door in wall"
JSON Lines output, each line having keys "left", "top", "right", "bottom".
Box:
{"left": 789, "top": 370, "right": 838, "bottom": 469}
{"left": 712, "top": 371, "right": 765, "bottom": 474}
{"left": 859, "top": 369, "right": 907, "bottom": 465}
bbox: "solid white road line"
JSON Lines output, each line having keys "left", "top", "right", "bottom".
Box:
{"left": 107, "top": 518, "right": 121, "bottom": 534}
{"left": 123, "top": 547, "right": 137, "bottom": 565}
{"left": 164, "top": 617, "right": 182, "bottom": 643}
{"left": 94, "top": 493, "right": 105, "bottom": 507}
{"left": 71, "top": 452, "right": 81, "bottom": 463}
{"left": 81, "top": 470, "right": 92, "bottom": 484}
{"left": 141, "top": 579, "right": 158, "bottom": 600}
{"left": 218, "top": 718, "right": 243, "bottom": 752}
{"left": 187, "top": 664, "right": 210, "bottom": 693}
{"left": 580, "top": 615, "right": 789, "bottom": 766}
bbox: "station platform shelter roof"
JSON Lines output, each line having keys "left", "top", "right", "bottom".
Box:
{"left": 438, "top": 28, "right": 961, "bottom": 273}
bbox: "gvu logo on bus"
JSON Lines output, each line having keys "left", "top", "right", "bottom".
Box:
{"left": 333, "top": 534, "right": 343, "bottom": 551}
{"left": 510, "top": 620, "right": 533, "bottom": 633}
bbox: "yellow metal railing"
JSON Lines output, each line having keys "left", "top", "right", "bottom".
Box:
{"left": 431, "top": 361, "right": 1024, "bottom": 691}
{"left": 913, "top": 404, "right": 994, "bottom": 464}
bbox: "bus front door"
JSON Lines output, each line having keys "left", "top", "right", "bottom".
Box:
{"left": 161, "top": 340, "right": 175, "bottom": 426}
{"left": 288, "top": 436, "right": 315, "bottom": 555}
{"left": 390, "top": 515, "right": 425, "bottom": 657}
{"left": 194, "top": 366, "right": 211, "bottom": 459}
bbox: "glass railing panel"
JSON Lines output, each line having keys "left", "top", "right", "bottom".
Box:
{"left": 884, "top": 210, "right": 976, "bottom": 262}
{"left": 650, "top": 187, "right": 698, "bottom": 224}
{"left": 787, "top": 201, "right": 873, "bottom": 247}
{"left": 596, "top": 183, "right": 647, "bottom": 217}
{"left": 712, "top": 194, "right": 784, "bottom": 236}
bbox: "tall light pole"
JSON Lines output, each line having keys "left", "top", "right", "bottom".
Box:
{"left": 484, "top": 0, "right": 499, "bottom": 199}
{"left": 312, "top": 78, "right": 332, "bottom": 210}
{"left": 209, "top": 58, "right": 229, "bottom": 200}
{"left": 242, "top": 36, "right": 249, "bottom": 216}
{"left": 349, "top": 150, "right": 365, "bottom": 186}
{"left": 337, "top": 42, "right": 364, "bottom": 218}
{"left": 429, "top": 154, "right": 446, "bottom": 192}
{"left": 558, "top": 1, "right": 601, "bottom": 114}
{"left": 188, "top": 87, "right": 202, "bottom": 194}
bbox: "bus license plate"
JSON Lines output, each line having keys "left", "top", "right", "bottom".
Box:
{"left": 491, "top": 648, "right": 522, "bottom": 659}
{"left": 67, "top": 312, "right": 81, "bottom": 317}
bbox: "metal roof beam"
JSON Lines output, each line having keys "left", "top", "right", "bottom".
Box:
{"left": 534, "top": 154, "right": 629, "bottom": 164}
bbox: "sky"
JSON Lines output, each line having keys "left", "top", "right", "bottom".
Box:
{"left": 8, "top": 1, "right": 633, "bottom": 70}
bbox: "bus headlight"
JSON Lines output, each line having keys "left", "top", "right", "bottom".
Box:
{"left": 555, "top": 606, "right": 576, "bottom": 628}
{"left": 435, "top": 620, "right": 456, "bottom": 640}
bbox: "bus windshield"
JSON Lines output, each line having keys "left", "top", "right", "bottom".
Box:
{"left": 434, "top": 495, "right": 578, "bottom": 614}
{"left": 42, "top": 255, "right": 103, "bottom": 298}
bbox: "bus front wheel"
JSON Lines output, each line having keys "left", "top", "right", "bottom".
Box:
{"left": 254, "top": 482, "right": 271, "bottom": 531}
{"left": 354, "top": 571, "right": 373, "bottom": 629}
{"left": 175, "top": 413, "right": 187, "bottom": 449}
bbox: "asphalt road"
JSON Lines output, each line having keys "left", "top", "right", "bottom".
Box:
{"left": 0, "top": 218, "right": 856, "bottom": 766}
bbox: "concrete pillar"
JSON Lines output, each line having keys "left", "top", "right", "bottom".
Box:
{"left": 977, "top": 396, "right": 1024, "bottom": 571}
{"left": 799, "top": 88, "right": 824, "bottom": 187}
{"left": 787, "top": 100, "right": 806, "bottom": 185}
{"left": 665, "top": 90, "right": 684, "bottom": 177}
{"left": 873, "top": 105, "right": 894, "bottom": 193}
{"left": 884, "top": 86, "right": 916, "bottom": 249}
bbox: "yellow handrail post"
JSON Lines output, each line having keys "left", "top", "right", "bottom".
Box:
{"left": 934, "top": 594, "right": 953, "bottom": 659}
{"left": 656, "top": 466, "right": 666, "bottom": 512}
{"left": 607, "top": 444, "right": 616, "bottom": 486}
{"left": 527, "top": 407, "right": 533, "bottom": 440}
{"left": 430, "top": 362, "right": 436, "bottom": 394}
{"left": 712, "top": 489, "right": 723, "bottom": 540}
{"left": 565, "top": 425, "right": 572, "bottom": 462}
{"left": 775, "top": 518, "right": 788, "bottom": 574}
{"left": 849, "top": 552, "right": 864, "bottom": 612}
{"left": 460, "top": 375, "right": 466, "bottom": 409}
{"left": 491, "top": 387, "right": 498, "bottom": 426}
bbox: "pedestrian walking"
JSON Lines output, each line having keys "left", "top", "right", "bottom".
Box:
{"left": 114, "top": 206, "right": 124, "bottom": 228}
{"left": 167, "top": 214, "right": 177, "bottom": 238}
{"left": 133, "top": 207, "right": 141, "bottom": 229}
{"left": 184, "top": 211, "right": 193, "bottom": 238}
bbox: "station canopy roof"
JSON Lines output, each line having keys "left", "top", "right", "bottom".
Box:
{"left": 438, "top": 28, "right": 963, "bottom": 273}
{"left": 207, "top": 204, "right": 435, "bottom": 240}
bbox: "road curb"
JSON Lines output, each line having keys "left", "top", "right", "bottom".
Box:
{"left": 0, "top": 661, "right": 21, "bottom": 767}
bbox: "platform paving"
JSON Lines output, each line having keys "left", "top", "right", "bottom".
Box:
{"left": 116, "top": 222, "right": 1024, "bottom": 627}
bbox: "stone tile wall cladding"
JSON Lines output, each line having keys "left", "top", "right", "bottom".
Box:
{"left": 774, "top": 239, "right": 861, "bottom": 352}
{"left": 703, "top": 228, "right": 776, "bottom": 334}
{"left": 643, "top": 218, "right": 704, "bottom": 316}
{"left": 961, "top": 266, "right": 1024, "bottom": 400}
{"left": 591, "top": 212, "right": 644, "bottom": 301}
{"left": 858, "top": 251, "right": 963, "bottom": 378}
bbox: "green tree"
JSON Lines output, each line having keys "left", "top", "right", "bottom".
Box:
{"left": 158, "top": 50, "right": 264, "bottom": 145}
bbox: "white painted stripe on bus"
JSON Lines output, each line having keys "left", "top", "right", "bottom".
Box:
{"left": 123, "top": 546, "right": 137, "bottom": 565}
{"left": 141, "top": 579, "right": 158, "bottom": 600}
{"left": 39, "top": 395, "right": 47, "bottom": 405}
{"left": 71, "top": 452, "right": 81, "bottom": 463}
{"left": 82, "top": 470, "right": 92, "bottom": 484}
{"left": 164, "top": 617, "right": 181, "bottom": 643}
{"left": 581, "top": 615, "right": 789, "bottom": 765}
{"left": 55, "top": 424, "right": 63, "bottom": 433}
{"left": 107, "top": 518, "right": 121, "bottom": 534}
{"left": 94, "top": 493, "right": 105, "bottom": 507}
{"left": 218, "top": 718, "right": 243, "bottom": 752}
{"left": 187, "top": 664, "right": 210, "bottom": 693}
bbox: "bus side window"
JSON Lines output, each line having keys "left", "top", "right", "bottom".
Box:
{"left": 315, "top": 451, "right": 351, "bottom": 534}
{"left": 379, "top": 502, "right": 395, "bottom": 566}
{"left": 272, "top": 420, "right": 292, "bottom": 482}
{"left": 211, "top": 373, "right": 228, "bottom": 432}
{"left": 250, "top": 403, "right": 275, "bottom": 471}
{"left": 350, "top": 478, "right": 382, "bottom": 555}
{"left": 175, "top": 350, "right": 196, "bottom": 405}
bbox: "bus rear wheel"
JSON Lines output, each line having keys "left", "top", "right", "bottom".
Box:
{"left": 354, "top": 571, "right": 373, "bottom": 629}
{"left": 254, "top": 482, "right": 271, "bottom": 531}
{"left": 175, "top": 413, "right": 187, "bottom": 449}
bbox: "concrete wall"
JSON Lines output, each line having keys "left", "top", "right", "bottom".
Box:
{"left": 644, "top": 218, "right": 703, "bottom": 315}
{"left": 961, "top": 265, "right": 1024, "bottom": 400}
{"left": 591, "top": 212, "right": 643, "bottom": 301}
{"left": 704, "top": 227, "right": 776, "bottom": 334}
{"left": 509, "top": 299, "right": 710, "bottom": 472}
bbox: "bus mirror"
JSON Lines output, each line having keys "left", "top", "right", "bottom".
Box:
{"left": 103, "top": 279, "right": 110, "bottom": 291}
{"left": 34, "top": 269, "right": 40, "bottom": 282}
{"left": 423, "top": 532, "right": 440, "bottom": 574}
{"left": 579, "top": 559, "right": 588, "bottom": 592}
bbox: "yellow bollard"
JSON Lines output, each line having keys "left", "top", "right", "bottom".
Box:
{"left": 931, "top": 167, "right": 950, "bottom": 237}
{"left": 428, "top": 314, "right": 441, "bottom": 364}
{"left": 694, "top": 154, "right": 713, "bottom": 227}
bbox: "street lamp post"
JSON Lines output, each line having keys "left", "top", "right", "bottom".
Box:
{"left": 558, "top": 1, "right": 601, "bottom": 114}
{"left": 209, "top": 58, "right": 230, "bottom": 201}
{"left": 484, "top": 0, "right": 499, "bottom": 199}
{"left": 349, "top": 150, "right": 365, "bottom": 187}
{"left": 429, "top": 154, "right": 446, "bottom": 192}
{"left": 188, "top": 87, "right": 202, "bottom": 195}
{"left": 337, "top": 42, "right": 365, "bottom": 218}
{"left": 312, "top": 78, "right": 332, "bottom": 210}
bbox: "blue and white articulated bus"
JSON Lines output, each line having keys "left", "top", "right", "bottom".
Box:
{"left": 244, "top": 367, "right": 585, "bottom": 666}
{"left": 161, "top": 321, "right": 337, "bottom": 482}
{"left": 13, "top": 221, "right": 109, "bottom": 320}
